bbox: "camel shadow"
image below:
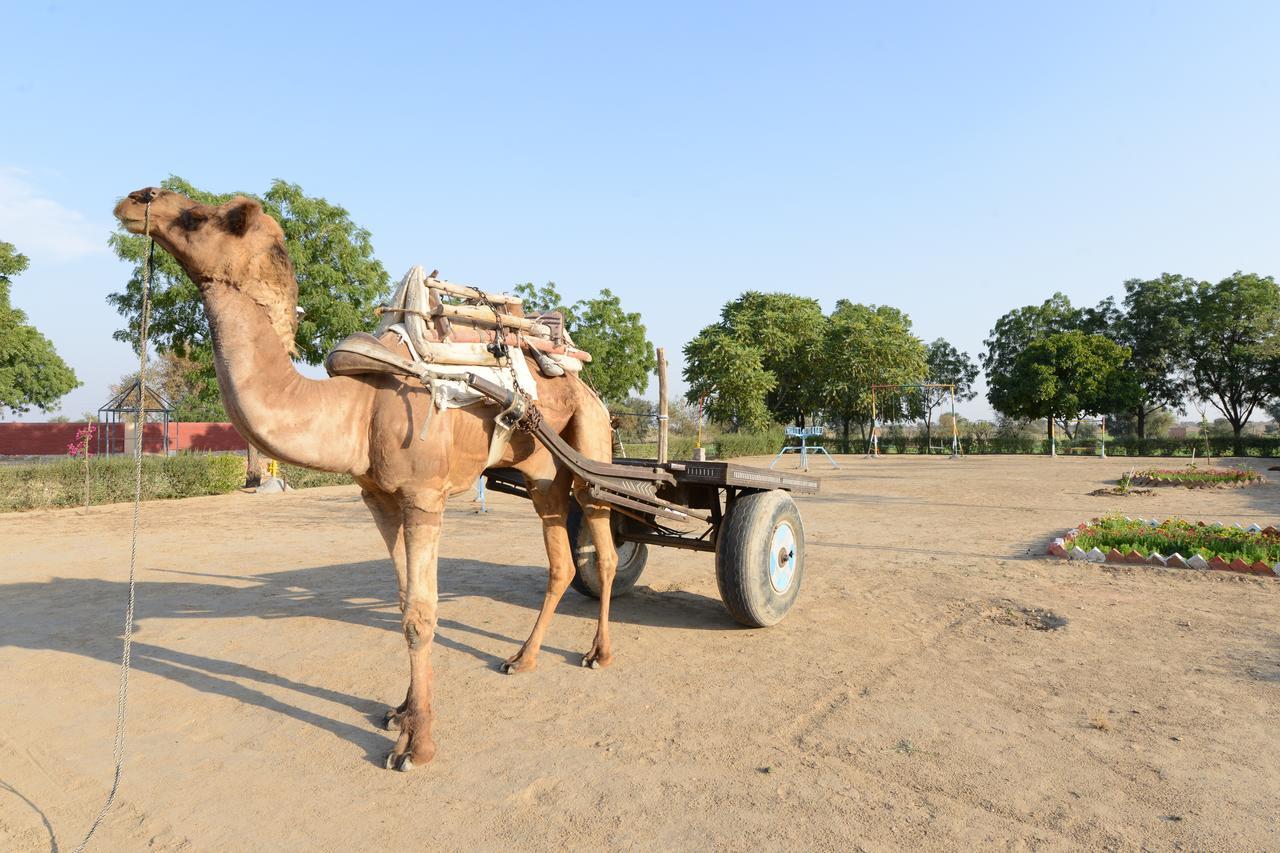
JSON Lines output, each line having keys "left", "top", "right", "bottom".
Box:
{"left": 0, "top": 556, "right": 734, "bottom": 767}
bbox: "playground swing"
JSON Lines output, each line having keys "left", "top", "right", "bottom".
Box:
{"left": 866, "top": 383, "right": 961, "bottom": 459}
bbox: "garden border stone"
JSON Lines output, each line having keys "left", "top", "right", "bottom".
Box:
{"left": 1047, "top": 517, "right": 1280, "bottom": 578}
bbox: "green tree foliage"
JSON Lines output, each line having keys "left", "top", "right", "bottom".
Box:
{"left": 108, "top": 175, "right": 390, "bottom": 411}
{"left": 988, "top": 330, "right": 1132, "bottom": 454}
{"left": 1184, "top": 272, "right": 1280, "bottom": 453}
{"left": 0, "top": 242, "right": 79, "bottom": 415}
{"left": 513, "top": 282, "right": 567, "bottom": 316}
{"left": 570, "top": 290, "right": 657, "bottom": 404}
{"left": 921, "top": 338, "right": 978, "bottom": 453}
{"left": 1114, "top": 274, "right": 1195, "bottom": 437}
{"left": 720, "top": 292, "right": 828, "bottom": 426}
{"left": 820, "top": 301, "right": 927, "bottom": 449}
{"left": 683, "top": 327, "right": 774, "bottom": 431}
{"left": 981, "top": 292, "right": 1085, "bottom": 390}
{"left": 513, "top": 281, "right": 656, "bottom": 404}
{"left": 983, "top": 292, "right": 1134, "bottom": 439}
{"left": 682, "top": 292, "right": 826, "bottom": 430}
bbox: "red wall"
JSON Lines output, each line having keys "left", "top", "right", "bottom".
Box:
{"left": 0, "top": 422, "right": 249, "bottom": 456}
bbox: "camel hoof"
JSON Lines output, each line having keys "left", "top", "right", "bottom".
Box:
{"left": 397, "top": 755, "right": 415, "bottom": 772}
{"left": 500, "top": 657, "right": 536, "bottom": 675}
{"left": 581, "top": 656, "right": 599, "bottom": 669}
{"left": 384, "top": 750, "right": 398, "bottom": 770}
{"left": 383, "top": 710, "right": 402, "bottom": 731}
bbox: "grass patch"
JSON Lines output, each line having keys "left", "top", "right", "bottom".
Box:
{"left": 1131, "top": 466, "right": 1264, "bottom": 488}
{"left": 1073, "top": 515, "right": 1280, "bottom": 564}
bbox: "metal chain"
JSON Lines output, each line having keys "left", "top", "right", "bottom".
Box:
{"left": 74, "top": 200, "right": 153, "bottom": 852}
{"left": 470, "top": 285, "right": 528, "bottom": 415}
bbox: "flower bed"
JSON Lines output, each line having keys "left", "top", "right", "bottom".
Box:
{"left": 1129, "top": 466, "right": 1264, "bottom": 488}
{"left": 1047, "top": 515, "right": 1280, "bottom": 576}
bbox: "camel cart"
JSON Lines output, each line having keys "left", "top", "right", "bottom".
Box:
{"left": 468, "top": 375, "right": 820, "bottom": 627}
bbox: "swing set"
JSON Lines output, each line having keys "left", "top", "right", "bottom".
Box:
{"left": 867, "top": 383, "right": 960, "bottom": 459}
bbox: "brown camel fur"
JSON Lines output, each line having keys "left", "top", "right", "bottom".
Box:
{"left": 113, "top": 188, "right": 620, "bottom": 771}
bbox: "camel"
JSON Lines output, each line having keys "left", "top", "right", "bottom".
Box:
{"left": 113, "top": 187, "right": 620, "bottom": 771}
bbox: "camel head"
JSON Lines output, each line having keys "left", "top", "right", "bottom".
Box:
{"left": 114, "top": 187, "right": 300, "bottom": 355}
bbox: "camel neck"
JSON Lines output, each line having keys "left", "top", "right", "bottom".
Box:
{"left": 201, "top": 279, "right": 373, "bottom": 474}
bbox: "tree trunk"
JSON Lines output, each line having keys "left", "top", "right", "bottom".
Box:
{"left": 924, "top": 420, "right": 932, "bottom": 455}
{"left": 246, "top": 444, "right": 263, "bottom": 488}
{"left": 1136, "top": 406, "right": 1146, "bottom": 440}
{"left": 1047, "top": 417, "right": 1056, "bottom": 457}
{"left": 1232, "top": 421, "right": 1245, "bottom": 457}
{"left": 841, "top": 418, "right": 850, "bottom": 454}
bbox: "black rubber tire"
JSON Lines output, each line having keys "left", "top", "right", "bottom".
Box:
{"left": 715, "top": 489, "right": 805, "bottom": 627}
{"left": 567, "top": 503, "right": 648, "bottom": 599}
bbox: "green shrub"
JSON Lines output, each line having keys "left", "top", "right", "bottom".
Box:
{"left": 615, "top": 437, "right": 700, "bottom": 460}
{"left": 0, "top": 453, "right": 249, "bottom": 512}
{"left": 716, "top": 430, "right": 785, "bottom": 459}
{"left": 279, "top": 463, "right": 354, "bottom": 489}
{"left": 1131, "top": 466, "right": 1264, "bottom": 487}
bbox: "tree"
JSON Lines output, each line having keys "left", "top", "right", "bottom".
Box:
{"left": 1184, "top": 272, "right": 1280, "bottom": 454}
{"left": 108, "top": 175, "right": 390, "bottom": 404}
{"left": 982, "top": 293, "right": 1083, "bottom": 387}
{"left": 683, "top": 327, "right": 774, "bottom": 431}
{"left": 1114, "top": 274, "right": 1195, "bottom": 437}
{"left": 512, "top": 282, "right": 567, "bottom": 316}
{"left": 681, "top": 292, "right": 826, "bottom": 430}
{"left": 719, "top": 292, "right": 828, "bottom": 426}
{"left": 983, "top": 292, "right": 1125, "bottom": 440}
{"left": 0, "top": 241, "right": 79, "bottom": 416}
{"left": 113, "top": 351, "right": 226, "bottom": 421}
{"left": 1266, "top": 400, "right": 1280, "bottom": 430}
{"left": 514, "top": 281, "right": 656, "bottom": 404}
{"left": 819, "top": 301, "right": 927, "bottom": 450}
{"left": 921, "top": 338, "right": 978, "bottom": 453}
{"left": 989, "top": 330, "right": 1133, "bottom": 455}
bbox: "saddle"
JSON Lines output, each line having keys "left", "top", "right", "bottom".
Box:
{"left": 322, "top": 267, "right": 596, "bottom": 466}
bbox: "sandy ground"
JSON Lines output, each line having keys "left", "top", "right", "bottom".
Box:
{"left": 1, "top": 454, "right": 1277, "bottom": 852}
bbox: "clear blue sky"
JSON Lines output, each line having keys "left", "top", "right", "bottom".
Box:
{"left": 3, "top": 1, "right": 1277, "bottom": 422}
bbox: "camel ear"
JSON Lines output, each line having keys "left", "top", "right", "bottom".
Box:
{"left": 221, "top": 199, "right": 262, "bottom": 236}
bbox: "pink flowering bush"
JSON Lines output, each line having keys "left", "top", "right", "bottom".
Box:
{"left": 67, "top": 422, "right": 96, "bottom": 457}
{"left": 67, "top": 422, "right": 96, "bottom": 512}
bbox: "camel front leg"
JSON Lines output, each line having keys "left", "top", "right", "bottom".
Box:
{"left": 500, "top": 471, "right": 576, "bottom": 674}
{"left": 384, "top": 492, "right": 444, "bottom": 771}
{"left": 361, "top": 488, "right": 413, "bottom": 730}
{"left": 577, "top": 492, "right": 618, "bottom": 668}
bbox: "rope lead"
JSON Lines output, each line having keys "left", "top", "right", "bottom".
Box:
{"left": 75, "top": 199, "right": 152, "bottom": 852}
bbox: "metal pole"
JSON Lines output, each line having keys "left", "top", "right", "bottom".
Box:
{"left": 867, "top": 389, "right": 877, "bottom": 457}
{"left": 950, "top": 384, "right": 959, "bottom": 459}
{"left": 656, "top": 347, "right": 669, "bottom": 464}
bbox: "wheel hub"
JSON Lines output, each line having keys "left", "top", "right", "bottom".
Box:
{"left": 769, "top": 521, "right": 797, "bottom": 593}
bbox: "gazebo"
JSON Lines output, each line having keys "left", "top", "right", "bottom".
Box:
{"left": 97, "top": 379, "right": 174, "bottom": 457}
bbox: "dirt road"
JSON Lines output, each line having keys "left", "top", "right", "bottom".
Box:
{"left": 2, "top": 455, "right": 1277, "bottom": 851}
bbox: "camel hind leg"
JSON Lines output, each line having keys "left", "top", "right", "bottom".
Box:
{"left": 501, "top": 463, "right": 576, "bottom": 674}
{"left": 565, "top": 386, "right": 620, "bottom": 668}
{"left": 575, "top": 492, "right": 617, "bottom": 667}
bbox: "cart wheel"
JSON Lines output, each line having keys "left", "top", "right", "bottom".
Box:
{"left": 716, "top": 490, "right": 805, "bottom": 627}
{"left": 567, "top": 503, "right": 648, "bottom": 599}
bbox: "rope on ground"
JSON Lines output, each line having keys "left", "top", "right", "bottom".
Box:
{"left": 74, "top": 199, "right": 154, "bottom": 853}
